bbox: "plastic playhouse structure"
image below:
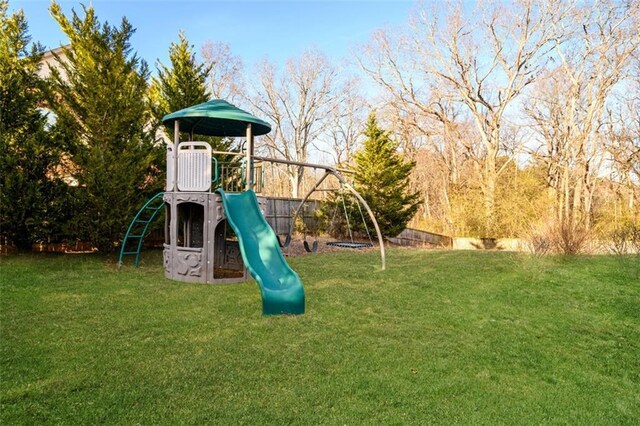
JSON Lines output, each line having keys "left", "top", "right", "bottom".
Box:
{"left": 119, "top": 100, "right": 385, "bottom": 316}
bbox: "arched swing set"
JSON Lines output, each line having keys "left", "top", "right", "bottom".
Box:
{"left": 281, "top": 179, "right": 374, "bottom": 253}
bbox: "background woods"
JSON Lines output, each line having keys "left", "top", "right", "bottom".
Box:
{"left": 2, "top": 0, "right": 639, "bottom": 251}
{"left": 360, "top": 0, "right": 639, "bottom": 242}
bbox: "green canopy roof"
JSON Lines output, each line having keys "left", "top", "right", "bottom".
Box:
{"left": 161, "top": 99, "right": 271, "bottom": 137}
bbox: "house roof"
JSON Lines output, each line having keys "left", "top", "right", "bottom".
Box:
{"left": 41, "top": 45, "right": 69, "bottom": 60}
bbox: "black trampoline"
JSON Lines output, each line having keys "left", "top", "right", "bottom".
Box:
{"left": 326, "top": 241, "right": 373, "bottom": 249}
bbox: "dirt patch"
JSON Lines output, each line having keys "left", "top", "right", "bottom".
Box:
{"left": 214, "top": 267, "right": 245, "bottom": 279}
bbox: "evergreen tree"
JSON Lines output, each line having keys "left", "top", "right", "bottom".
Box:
{"left": 0, "top": 1, "right": 74, "bottom": 249}
{"left": 149, "top": 32, "right": 231, "bottom": 151}
{"left": 48, "top": 2, "right": 162, "bottom": 252}
{"left": 351, "top": 113, "right": 420, "bottom": 238}
{"left": 149, "top": 31, "right": 209, "bottom": 125}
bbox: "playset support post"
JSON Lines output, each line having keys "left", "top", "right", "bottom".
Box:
{"left": 173, "top": 119, "right": 180, "bottom": 191}
{"left": 246, "top": 123, "right": 253, "bottom": 191}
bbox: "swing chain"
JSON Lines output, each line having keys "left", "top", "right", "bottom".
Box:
{"left": 339, "top": 186, "right": 354, "bottom": 243}
{"left": 356, "top": 197, "right": 374, "bottom": 246}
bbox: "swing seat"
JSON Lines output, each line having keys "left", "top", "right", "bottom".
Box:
{"left": 303, "top": 240, "right": 319, "bottom": 253}
{"left": 280, "top": 234, "right": 291, "bottom": 248}
{"left": 276, "top": 235, "right": 286, "bottom": 248}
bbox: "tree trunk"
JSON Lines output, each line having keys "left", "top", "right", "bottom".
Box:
{"left": 423, "top": 191, "right": 431, "bottom": 219}
{"left": 572, "top": 168, "right": 583, "bottom": 227}
{"left": 483, "top": 148, "right": 497, "bottom": 236}
{"left": 289, "top": 165, "right": 305, "bottom": 199}
{"left": 562, "top": 165, "right": 570, "bottom": 223}
{"left": 290, "top": 173, "right": 299, "bottom": 199}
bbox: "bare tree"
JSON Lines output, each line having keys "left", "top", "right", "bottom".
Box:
{"left": 316, "top": 77, "right": 368, "bottom": 166}
{"left": 201, "top": 40, "right": 244, "bottom": 103}
{"left": 360, "top": 0, "right": 567, "bottom": 233}
{"left": 526, "top": 0, "right": 639, "bottom": 227}
{"left": 359, "top": 28, "right": 474, "bottom": 233}
{"left": 605, "top": 55, "right": 640, "bottom": 215}
{"left": 412, "top": 0, "right": 568, "bottom": 233}
{"left": 381, "top": 96, "right": 478, "bottom": 233}
{"left": 358, "top": 28, "right": 440, "bottom": 158}
{"left": 606, "top": 99, "right": 640, "bottom": 213}
{"left": 248, "top": 49, "right": 339, "bottom": 198}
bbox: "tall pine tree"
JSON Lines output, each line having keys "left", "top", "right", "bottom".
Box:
{"left": 149, "top": 32, "right": 231, "bottom": 151}
{"left": 351, "top": 113, "right": 420, "bottom": 238}
{"left": 0, "top": 1, "right": 74, "bottom": 248}
{"left": 48, "top": 2, "right": 162, "bottom": 252}
{"left": 149, "top": 31, "right": 208, "bottom": 125}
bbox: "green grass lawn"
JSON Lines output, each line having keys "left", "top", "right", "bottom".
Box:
{"left": 1, "top": 249, "right": 639, "bottom": 424}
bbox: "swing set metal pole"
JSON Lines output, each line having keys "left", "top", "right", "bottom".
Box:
{"left": 245, "top": 123, "right": 253, "bottom": 191}
{"left": 331, "top": 172, "right": 386, "bottom": 271}
{"left": 286, "top": 168, "right": 386, "bottom": 271}
{"left": 288, "top": 171, "right": 330, "bottom": 242}
{"left": 252, "top": 155, "right": 354, "bottom": 175}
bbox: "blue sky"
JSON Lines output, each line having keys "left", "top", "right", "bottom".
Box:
{"left": 11, "top": 0, "right": 417, "bottom": 71}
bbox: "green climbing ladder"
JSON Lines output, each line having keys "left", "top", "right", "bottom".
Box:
{"left": 118, "top": 192, "right": 165, "bottom": 268}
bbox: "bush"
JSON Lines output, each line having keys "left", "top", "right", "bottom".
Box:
{"left": 608, "top": 222, "right": 640, "bottom": 255}
{"left": 0, "top": 4, "right": 78, "bottom": 249}
{"left": 48, "top": 3, "right": 162, "bottom": 252}
{"left": 524, "top": 217, "right": 591, "bottom": 255}
{"left": 555, "top": 218, "right": 591, "bottom": 255}
{"left": 523, "top": 222, "right": 554, "bottom": 256}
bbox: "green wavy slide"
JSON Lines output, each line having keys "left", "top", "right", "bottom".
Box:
{"left": 217, "top": 189, "right": 305, "bottom": 315}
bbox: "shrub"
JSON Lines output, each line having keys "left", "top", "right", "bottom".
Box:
{"left": 524, "top": 217, "right": 591, "bottom": 255}
{"left": 523, "top": 222, "right": 554, "bottom": 256}
{"left": 608, "top": 222, "right": 640, "bottom": 255}
{"left": 555, "top": 218, "right": 591, "bottom": 255}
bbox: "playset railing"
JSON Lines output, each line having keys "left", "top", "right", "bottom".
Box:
{"left": 177, "top": 142, "right": 212, "bottom": 191}
{"left": 167, "top": 143, "right": 263, "bottom": 193}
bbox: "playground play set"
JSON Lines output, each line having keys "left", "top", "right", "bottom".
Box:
{"left": 119, "top": 100, "right": 385, "bottom": 315}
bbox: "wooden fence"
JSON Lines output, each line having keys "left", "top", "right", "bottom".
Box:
{"left": 143, "top": 196, "right": 321, "bottom": 246}
{"left": 4, "top": 199, "right": 458, "bottom": 253}
{"left": 260, "top": 196, "right": 321, "bottom": 235}
{"left": 388, "top": 227, "right": 453, "bottom": 248}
